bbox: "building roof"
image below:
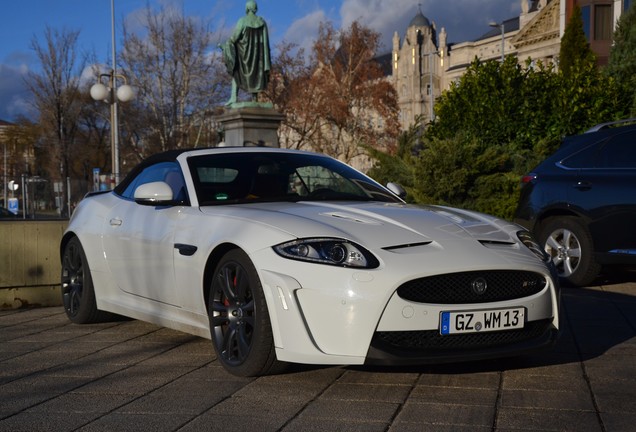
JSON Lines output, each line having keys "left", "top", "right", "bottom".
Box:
{"left": 0, "top": 119, "right": 14, "bottom": 126}
{"left": 475, "top": 17, "right": 520, "bottom": 41}
{"left": 409, "top": 10, "right": 431, "bottom": 28}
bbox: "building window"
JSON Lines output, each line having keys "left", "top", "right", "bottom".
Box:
{"left": 625, "top": 0, "right": 632, "bottom": 11}
{"left": 581, "top": 6, "right": 591, "bottom": 39}
{"left": 594, "top": 4, "right": 612, "bottom": 40}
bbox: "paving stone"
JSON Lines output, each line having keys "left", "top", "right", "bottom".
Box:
{"left": 297, "top": 399, "right": 399, "bottom": 423}
{"left": 283, "top": 418, "right": 389, "bottom": 432}
{"left": 588, "top": 377, "right": 636, "bottom": 413}
{"left": 500, "top": 389, "right": 595, "bottom": 411}
{"left": 600, "top": 411, "right": 636, "bottom": 432}
{"left": 26, "top": 392, "right": 135, "bottom": 414}
{"left": 76, "top": 412, "right": 193, "bottom": 432}
{"left": 338, "top": 369, "right": 419, "bottom": 385}
{"left": 416, "top": 371, "right": 500, "bottom": 389}
{"left": 394, "top": 401, "right": 495, "bottom": 427}
{"left": 389, "top": 423, "right": 491, "bottom": 432}
{"left": 410, "top": 385, "right": 497, "bottom": 406}
{"left": 0, "top": 411, "right": 97, "bottom": 432}
{"left": 178, "top": 413, "right": 286, "bottom": 432}
{"left": 496, "top": 407, "right": 602, "bottom": 432}
{"left": 502, "top": 372, "right": 589, "bottom": 393}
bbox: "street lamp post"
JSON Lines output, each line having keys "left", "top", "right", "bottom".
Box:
{"left": 90, "top": 72, "right": 134, "bottom": 187}
{"left": 89, "top": 0, "right": 134, "bottom": 188}
{"left": 489, "top": 21, "right": 505, "bottom": 62}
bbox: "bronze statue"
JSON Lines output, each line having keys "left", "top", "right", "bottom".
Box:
{"left": 221, "top": 1, "right": 271, "bottom": 106}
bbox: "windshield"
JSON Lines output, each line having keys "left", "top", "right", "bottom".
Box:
{"left": 187, "top": 152, "right": 402, "bottom": 205}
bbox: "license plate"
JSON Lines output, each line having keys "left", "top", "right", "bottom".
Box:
{"left": 440, "top": 307, "right": 525, "bottom": 335}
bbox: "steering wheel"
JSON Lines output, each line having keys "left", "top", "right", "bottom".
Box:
{"left": 308, "top": 188, "right": 337, "bottom": 198}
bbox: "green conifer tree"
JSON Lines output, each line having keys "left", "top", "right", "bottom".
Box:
{"left": 559, "top": 6, "right": 596, "bottom": 76}
{"left": 606, "top": 3, "right": 636, "bottom": 115}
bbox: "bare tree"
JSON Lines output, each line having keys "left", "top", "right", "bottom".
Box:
{"left": 265, "top": 42, "right": 326, "bottom": 151}
{"left": 267, "top": 22, "right": 399, "bottom": 166}
{"left": 25, "top": 26, "right": 86, "bottom": 216}
{"left": 120, "top": 5, "right": 228, "bottom": 160}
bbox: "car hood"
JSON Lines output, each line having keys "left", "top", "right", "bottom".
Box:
{"left": 200, "top": 201, "right": 518, "bottom": 250}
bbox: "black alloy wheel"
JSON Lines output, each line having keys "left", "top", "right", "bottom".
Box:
{"left": 208, "top": 249, "right": 283, "bottom": 377}
{"left": 61, "top": 237, "right": 108, "bottom": 323}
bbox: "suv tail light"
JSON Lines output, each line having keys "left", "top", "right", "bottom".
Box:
{"left": 521, "top": 173, "right": 537, "bottom": 184}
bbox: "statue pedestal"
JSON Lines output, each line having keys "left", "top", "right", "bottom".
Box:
{"left": 216, "top": 105, "right": 285, "bottom": 148}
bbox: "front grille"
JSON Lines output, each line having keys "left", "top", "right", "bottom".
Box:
{"left": 374, "top": 319, "right": 552, "bottom": 352}
{"left": 397, "top": 270, "right": 546, "bottom": 304}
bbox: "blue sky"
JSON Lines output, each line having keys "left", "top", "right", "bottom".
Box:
{"left": 0, "top": 0, "right": 521, "bottom": 121}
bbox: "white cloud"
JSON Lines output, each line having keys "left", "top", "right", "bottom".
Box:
{"left": 280, "top": 0, "right": 523, "bottom": 56}
{"left": 339, "top": 0, "right": 416, "bottom": 52}
{"left": 0, "top": 64, "right": 32, "bottom": 121}
{"left": 283, "top": 9, "right": 327, "bottom": 55}
{"left": 338, "top": 0, "right": 522, "bottom": 52}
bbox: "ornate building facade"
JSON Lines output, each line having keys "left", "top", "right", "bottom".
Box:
{"left": 388, "top": 0, "right": 632, "bottom": 130}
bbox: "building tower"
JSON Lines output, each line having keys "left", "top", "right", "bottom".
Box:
{"left": 391, "top": 8, "right": 446, "bottom": 129}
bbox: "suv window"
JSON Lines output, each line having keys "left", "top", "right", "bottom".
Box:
{"left": 562, "top": 130, "right": 636, "bottom": 169}
{"left": 599, "top": 131, "right": 636, "bottom": 168}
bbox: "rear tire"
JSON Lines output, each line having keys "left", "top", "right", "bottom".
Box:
{"left": 538, "top": 217, "right": 600, "bottom": 287}
{"left": 61, "top": 237, "right": 112, "bottom": 323}
{"left": 208, "top": 249, "right": 285, "bottom": 377}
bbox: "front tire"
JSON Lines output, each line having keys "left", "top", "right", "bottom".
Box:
{"left": 538, "top": 217, "right": 600, "bottom": 287}
{"left": 61, "top": 237, "right": 110, "bottom": 323}
{"left": 208, "top": 249, "right": 284, "bottom": 377}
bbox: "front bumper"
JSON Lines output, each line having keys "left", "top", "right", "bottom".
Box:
{"left": 366, "top": 319, "right": 558, "bottom": 366}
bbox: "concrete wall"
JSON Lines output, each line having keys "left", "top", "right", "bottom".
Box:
{"left": 0, "top": 220, "right": 67, "bottom": 308}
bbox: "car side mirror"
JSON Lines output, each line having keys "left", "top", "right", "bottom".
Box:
{"left": 134, "top": 181, "right": 175, "bottom": 206}
{"left": 386, "top": 182, "right": 407, "bottom": 199}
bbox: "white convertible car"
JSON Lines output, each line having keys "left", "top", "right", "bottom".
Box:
{"left": 61, "top": 147, "right": 560, "bottom": 376}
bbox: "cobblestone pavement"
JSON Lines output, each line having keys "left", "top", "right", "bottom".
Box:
{"left": 1, "top": 279, "right": 635, "bottom": 432}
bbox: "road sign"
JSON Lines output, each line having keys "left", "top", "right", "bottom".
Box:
{"left": 8, "top": 197, "right": 19, "bottom": 215}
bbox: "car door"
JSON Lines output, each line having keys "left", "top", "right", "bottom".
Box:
{"left": 102, "top": 162, "right": 187, "bottom": 306}
{"left": 565, "top": 130, "right": 636, "bottom": 253}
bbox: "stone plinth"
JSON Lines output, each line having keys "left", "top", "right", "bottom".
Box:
{"left": 215, "top": 104, "right": 285, "bottom": 147}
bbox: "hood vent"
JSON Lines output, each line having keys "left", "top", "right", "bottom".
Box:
{"left": 383, "top": 241, "right": 433, "bottom": 251}
{"left": 479, "top": 240, "right": 516, "bottom": 248}
{"left": 323, "top": 212, "right": 382, "bottom": 225}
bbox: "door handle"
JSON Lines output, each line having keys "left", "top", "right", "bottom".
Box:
{"left": 574, "top": 181, "right": 592, "bottom": 190}
{"left": 109, "top": 218, "right": 123, "bottom": 226}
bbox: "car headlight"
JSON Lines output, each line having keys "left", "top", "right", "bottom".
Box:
{"left": 517, "top": 230, "right": 550, "bottom": 262}
{"left": 273, "top": 238, "right": 379, "bottom": 268}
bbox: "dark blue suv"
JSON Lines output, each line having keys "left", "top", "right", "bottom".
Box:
{"left": 514, "top": 119, "right": 636, "bottom": 286}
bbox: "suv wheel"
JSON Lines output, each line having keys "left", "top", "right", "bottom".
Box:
{"left": 538, "top": 217, "right": 601, "bottom": 287}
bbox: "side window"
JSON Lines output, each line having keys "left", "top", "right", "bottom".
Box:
{"left": 120, "top": 162, "right": 187, "bottom": 201}
{"left": 560, "top": 143, "right": 599, "bottom": 169}
{"left": 563, "top": 130, "right": 636, "bottom": 169}
{"left": 598, "top": 131, "right": 636, "bottom": 168}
